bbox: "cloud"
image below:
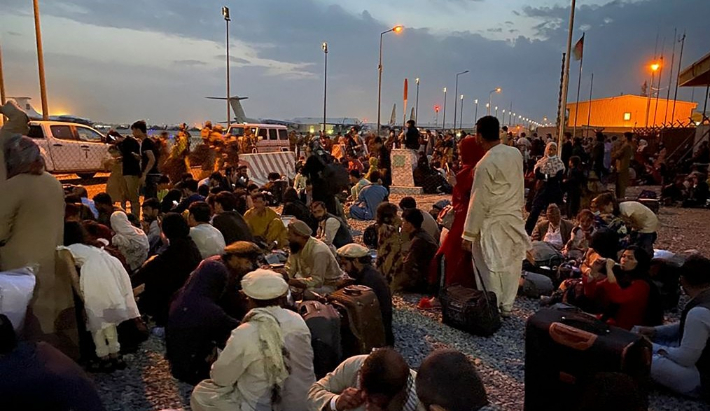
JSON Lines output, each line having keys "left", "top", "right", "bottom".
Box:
{"left": 6, "top": 31, "right": 22, "bottom": 36}
{"left": 174, "top": 59, "right": 208, "bottom": 67}
{"left": 487, "top": 28, "right": 503, "bottom": 33}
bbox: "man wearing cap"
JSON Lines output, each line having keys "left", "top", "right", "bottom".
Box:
{"left": 286, "top": 220, "right": 343, "bottom": 295}
{"left": 191, "top": 269, "right": 315, "bottom": 411}
{"left": 210, "top": 241, "right": 263, "bottom": 321}
{"left": 337, "top": 244, "right": 394, "bottom": 346}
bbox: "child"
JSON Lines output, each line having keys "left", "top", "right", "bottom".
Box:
{"left": 63, "top": 222, "right": 140, "bottom": 372}
{"left": 563, "top": 209, "right": 595, "bottom": 260}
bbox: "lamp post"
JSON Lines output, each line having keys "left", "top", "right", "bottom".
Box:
{"left": 33, "top": 0, "right": 49, "bottom": 120}
{"left": 222, "top": 6, "right": 231, "bottom": 126}
{"left": 474, "top": 99, "right": 479, "bottom": 122}
{"left": 0, "top": 44, "right": 5, "bottom": 125}
{"left": 322, "top": 42, "right": 328, "bottom": 133}
{"left": 453, "top": 70, "right": 469, "bottom": 132}
{"left": 442, "top": 87, "right": 447, "bottom": 130}
{"left": 495, "top": 106, "right": 499, "bottom": 120}
{"left": 415, "top": 78, "right": 420, "bottom": 121}
{"left": 376, "top": 25, "right": 403, "bottom": 137}
{"left": 459, "top": 94, "right": 464, "bottom": 131}
{"left": 502, "top": 109, "right": 506, "bottom": 126}
{"left": 645, "top": 61, "right": 660, "bottom": 127}
{"left": 488, "top": 87, "right": 501, "bottom": 115}
{"left": 485, "top": 103, "right": 489, "bottom": 117}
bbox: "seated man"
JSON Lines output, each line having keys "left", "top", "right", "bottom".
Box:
{"left": 416, "top": 349, "right": 494, "bottom": 411}
{"left": 209, "top": 191, "right": 254, "bottom": 245}
{"left": 286, "top": 220, "right": 343, "bottom": 295}
{"left": 682, "top": 173, "right": 709, "bottom": 208}
{"left": 0, "top": 315, "right": 105, "bottom": 411}
{"left": 191, "top": 269, "right": 315, "bottom": 411}
{"left": 189, "top": 201, "right": 227, "bottom": 259}
{"left": 634, "top": 254, "right": 710, "bottom": 400}
{"left": 141, "top": 197, "right": 163, "bottom": 256}
{"left": 349, "top": 171, "right": 389, "bottom": 221}
{"left": 392, "top": 209, "right": 438, "bottom": 293}
{"left": 348, "top": 170, "right": 370, "bottom": 201}
{"left": 312, "top": 200, "right": 353, "bottom": 253}
{"left": 244, "top": 193, "right": 288, "bottom": 249}
{"left": 93, "top": 192, "right": 123, "bottom": 227}
{"left": 174, "top": 179, "right": 205, "bottom": 213}
{"left": 72, "top": 185, "right": 99, "bottom": 219}
{"left": 530, "top": 203, "right": 574, "bottom": 250}
{"left": 307, "top": 347, "right": 424, "bottom": 411}
{"left": 211, "top": 241, "right": 263, "bottom": 321}
{"left": 336, "top": 244, "right": 394, "bottom": 346}
{"left": 398, "top": 196, "right": 440, "bottom": 244}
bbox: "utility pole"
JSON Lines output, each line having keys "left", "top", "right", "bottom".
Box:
{"left": 672, "top": 31, "right": 686, "bottom": 122}
{"left": 222, "top": 6, "right": 231, "bottom": 126}
{"left": 33, "top": 0, "right": 49, "bottom": 120}
{"left": 0, "top": 43, "right": 6, "bottom": 125}
{"left": 557, "top": 0, "right": 577, "bottom": 147}
{"left": 322, "top": 42, "right": 328, "bottom": 132}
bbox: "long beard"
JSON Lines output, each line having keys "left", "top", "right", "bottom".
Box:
{"left": 288, "top": 241, "right": 303, "bottom": 254}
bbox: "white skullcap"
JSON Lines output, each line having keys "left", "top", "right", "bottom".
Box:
{"left": 241, "top": 269, "right": 289, "bottom": 300}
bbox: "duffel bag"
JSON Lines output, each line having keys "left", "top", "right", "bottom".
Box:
{"left": 440, "top": 266, "right": 501, "bottom": 337}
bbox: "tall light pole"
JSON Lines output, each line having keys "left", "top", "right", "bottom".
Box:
{"left": 415, "top": 78, "right": 420, "bottom": 121}
{"left": 488, "top": 87, "right": 501, "bottom": 115}
{"left": 474, "top": 99, "right": 479, "bottom": 122}
{"left": 442, "top": 87, "right": 447, "bottom": 130}
{"left": 222, "top": 6, "right": 231, "bottom": 126}
{"left": 453, "top": 70, "right": 469, "bottom": 132}
{"left": 495, "top": 106, "right": 499, "bottom": 120}
{"left": 0, "top": 44, "right": 6, "bottom": 125}
{"left": 322, "top": 42, "right": 328, "bottom": 132}
{"left": 645, "top": 62, "right": 660, "bottom": 127}
{"left": 376, "top": 25, "right": 403, "bottom": 136}
{"left": 459, "top": 95, "right": 465, "bottom": 131}
{"left": 33, "top": 0, "right": 49, "bottom": 120}
{"left": 558, "top": 0, "right": 577, "bottom": 146}
{"left": 502, "top": 109, "right": 506, "bottom": 126}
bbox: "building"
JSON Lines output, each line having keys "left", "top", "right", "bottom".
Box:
{"left": 566, "top": 95, "right": 697, "bottom": 132}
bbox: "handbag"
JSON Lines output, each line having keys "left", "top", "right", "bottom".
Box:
{"left": 436, "top": 204, "right": 455, "bottom": 231}
{"left": 440, "top": 262, "right": 501, "bottom": 336}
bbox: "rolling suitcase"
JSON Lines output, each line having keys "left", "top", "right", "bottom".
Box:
{"left": 296, "top": 300, "right": 342, "bottom": 378}
{"left": 327, "top": 285, "right": 386, "bottom": 357}
{"left": 524, "top": 305, "right": 651, "bottom": 411}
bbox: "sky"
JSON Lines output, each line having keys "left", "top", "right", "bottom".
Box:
{"left": 1, "top": 0, "right": 709, "bottom": 126}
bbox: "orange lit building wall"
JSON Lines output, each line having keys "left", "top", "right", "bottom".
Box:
{"left": 567, "top": 95, "right": 697, "bottom": 129}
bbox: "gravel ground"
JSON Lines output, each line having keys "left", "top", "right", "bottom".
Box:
{"left": 86, "top": 188, "right": 710, "bottom": 411}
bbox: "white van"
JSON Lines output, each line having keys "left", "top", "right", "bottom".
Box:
{"left": 226, "top": 123, "right": 290, "bottom": 153}
{"left": 27, "top": 121, "right": 108, "bottom": 179}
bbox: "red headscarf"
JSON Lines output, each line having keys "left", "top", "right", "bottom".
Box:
{"left": 456, "top": 137, "right": 485, "bottom": 186}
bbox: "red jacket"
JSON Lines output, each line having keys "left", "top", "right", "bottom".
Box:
{"left": 583, "top": 276, "right": 650, "bottom": 330}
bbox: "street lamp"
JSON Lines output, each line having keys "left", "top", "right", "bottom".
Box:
{"left": 376, "top": 25, "right": 404, "bottom": 136}
{"left": 322, "top": 42, "right": 328, "bottom": 133}
{"left": 459, "top": 94, "right": 464, "bottom": 131}
{"left": 488, "top": 87, "right": 501, "bottom": 115}
{"left": 474, "top": 99, "right": 479, "bottom": 122}
{"left": 415, "top": 78, "right": 420, "bottom": 121}
{"left": 442, "top": 87, "right": 447, "bottom": 130}
{"left": 33, "top": 0, "right": 49, "bottom": 120}
{"left": 495, "top": 106, "right": 499, "bottom": 120}
{"left": 222, "top": 6, "right": 231, "bottom": 126}
{"left": 453, "top": 70, "right": 469, "bottom": 132}
{"left": 645, "top": 61, "right": 661, "bottom": 127}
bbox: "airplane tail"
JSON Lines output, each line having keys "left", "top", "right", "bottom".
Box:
{"left": 206, "top": 96, "right": 248, "bottom": 123}
{"left": 389, "top": 103, "right": 397, "bottom": 127}
{"left": 7, "top": 97, "right": 43, "bottom": 119}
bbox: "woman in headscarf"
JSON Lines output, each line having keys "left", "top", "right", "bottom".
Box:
{"left": 110, "top": 211, "right": 149, "bottom": 272}
{"left": 374, "top": 202, "right": 406, "bottom": 285}
{"left": 0, "top": 135, "right": 79, "bottom": 358}
{"left": 428, "top": 137, "right": 486, "bottom": 290}
{"left": 63, "top": 221, "right": 140, "bottom": 372}
{"left": 131, "top": 213, "right": 202, "bottom": 327}
{"left": 166, "top": 260, "right": 239, "bottom": 385}
{"left": 525, "top": 142, "right": 566, "bottom": 234}
{"left": 413, "top": 153, "right": 451, "bottom": 194}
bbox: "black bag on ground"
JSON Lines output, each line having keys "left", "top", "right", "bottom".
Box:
{"left": 296, "top": 300, "right": 342, "bottom": 379}
{"left": 519, "top": 271, "right": 554, "bottom": 298}
{"left": 327, "top": 285, "right": 386, "bottom": 358}
{"left": 440, "top": 266, "right": 501, "bottom": 337}
{"left": 524, "top": 305, "right": 651, "bottom": 411}
{"left": 117, "top": 317, "right": 149, "bottom": 354}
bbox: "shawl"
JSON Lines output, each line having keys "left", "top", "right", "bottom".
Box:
{"left": 110, "top": 211, "right": 150, "bottom": 271}
{"left": 534, "top": 142, "right": 565, "bottom": 176}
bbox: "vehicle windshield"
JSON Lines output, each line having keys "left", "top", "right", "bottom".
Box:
{"left": 227, "top": 126, "right": 257, "bottom": 137}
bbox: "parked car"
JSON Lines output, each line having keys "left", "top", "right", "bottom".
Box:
{"left": 227, "top": 123, "right": 290, "bottom": 153}
{"left": 27, "top": 121, "right": 109, "bottom": 180}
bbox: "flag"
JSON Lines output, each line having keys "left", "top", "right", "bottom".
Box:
{"left": 403, "top": 79, "right": 408, "bottom": 126}
{"left": 573, "top": 33, "right": 585, "bottom": 61}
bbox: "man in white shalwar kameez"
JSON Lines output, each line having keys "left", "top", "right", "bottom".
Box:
{"left": 462, "top": 116, "right": 531, "bottom": 317}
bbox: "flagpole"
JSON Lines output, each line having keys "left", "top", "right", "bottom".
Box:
{"left": 586, "top": 72, "right": 594, "bottom": 130}
{"left": 572, "top": 33, "right": 585, "bottom": 139}
{"left": 664, "top": 28, "right": 677, "bottom": 126}
{"left": 672, "top": 32, "right": 686, "bottom": 123}
{"left": 558, "top": 0, "right": 577, "bottom": 148}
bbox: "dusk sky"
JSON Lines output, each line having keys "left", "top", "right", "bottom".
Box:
{"left": 2, "top": 0, "right": 709, "bottom": 125}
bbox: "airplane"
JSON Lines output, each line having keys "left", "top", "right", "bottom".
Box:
{"left": 205, "top": 95, "right": 299, "bottom": 128}
{"left": 8, "top": 97, "right": 94, "bottom": 126}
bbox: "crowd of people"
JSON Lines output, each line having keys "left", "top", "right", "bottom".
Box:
{"left": 1, "top": 96, "right": 710, "bottom": 410}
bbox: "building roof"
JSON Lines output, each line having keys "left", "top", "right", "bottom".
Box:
{"left": 679, "top": 51, "right": 710, "bottom": 87}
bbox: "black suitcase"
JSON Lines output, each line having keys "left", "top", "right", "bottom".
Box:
{"left": 524, "top": 305, "right": 652, "bottom": 411}
{"left": 296, "top": 300, "right": 342, "bottom": 379}
{"left": 328, "top": 285, "right": 386, "bottom": 358}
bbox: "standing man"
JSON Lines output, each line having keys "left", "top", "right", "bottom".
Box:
{"left": 131, "top": 120, "right": 160, "bottom": 201}
{"left": 614, "top": 132, "right": 634, "bottom": 199}
{"left": 402, "top": 120, "right": 421, "bottom": 151}
{"left": 373, "top": 137, "right": 392, "bottom": 190}
{"left": 462, "top": 116, "right": 531, "bottom": 317}
{"left": 116, "top": 127, "right": 141, "bottom": 219}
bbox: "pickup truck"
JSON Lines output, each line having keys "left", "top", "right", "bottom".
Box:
{"left": 27, "top": 120, "right": 109, "bottom": 180}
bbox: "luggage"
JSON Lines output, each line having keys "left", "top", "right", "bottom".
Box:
{"left": 327, "top": 285, "right": 386, "bottom": 357}
{"left": 638, "top": 198, "right": 660, "bottom": 214}
{"left": 296, "top": 300, "right": 342, "bottom": 378}
{"left": 524, "top": 305, "right": 651, "bottom": 411}
{"left": 519, "top": 271, "right": 554, "bottom": 298}
{"left": 440, "top": 265, "right": 502, "bottom": 337}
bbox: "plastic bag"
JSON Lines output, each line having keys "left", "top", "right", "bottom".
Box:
{"left": 0, "top": 266, "right": 37, "bottom": 331}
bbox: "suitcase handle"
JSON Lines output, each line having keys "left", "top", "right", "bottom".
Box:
{"left": 549, "top": 322, "right": 598, "bottom": 350}
{"left": 342, "top": 287, "right": 363, "bottom": 296}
